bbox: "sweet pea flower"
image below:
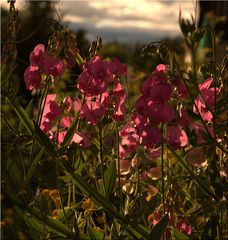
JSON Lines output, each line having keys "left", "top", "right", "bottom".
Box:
{"left": 171, "top": 76, "right": 188, "bottom": 99}
{"left": 150, "top": 82, "right": 173, "bottom": 102}
{"left": 43, "top": 54, "right": 65, "bottom": 77}
{"left": 193, "top": 78, "right": 220, "bottom": 122}
{"left": 166, "top": 126, "right": 188, "bottom": 149}
{"left": 149, "top": 102, "right": 175, "bottom": 124}
{"left": 80, "top": 100, "right": 105, "bottom": 125}
{"left": 29, "top": 44, "right": 45, "bottom": 66}
{"left": 110, "top": 57, "right": 127, "bottom": 76}
{"left": 24, "top": 65, "right": 41, "bottom": 90}
{"left": 61, "top": 116, "right": 73, "bottom": 128}
{"left": 72, "top": 131, "right": 92, "bottom": 147}
{"left": 40, "top": 94, "right": 61, "bottom": 133}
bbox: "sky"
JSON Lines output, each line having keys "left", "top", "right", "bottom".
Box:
{"left": 1, "top": 0, "right": 197, "bottom": 43}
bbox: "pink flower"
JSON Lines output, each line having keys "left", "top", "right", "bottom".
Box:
{"left": 73, "top": 97, "right": 82, "bottom": 112}
{"left": 24, "top": 65, "right": 41, "bottom": 90}
{"left": 150, "top": 82, "right": 172, "bottom": 102}
{"left": 30, "top": 44, "right": 45, "bottom": 67}
{"left": 110, "top": 81, "right": 126, "bottom": 122}
{"left": 110, "top": 57, "right": 127, "bottom": 76}
{"left": 149, "top": 102, "right": 175, "bottom": 124}
{"left": 176, "top": 219, "right": 192, "bottom": 235}
{"left": 171, "top": 77, "right": 188, "bottom": 99}
{"left": 40, "top": 94, "right": 61, "bottom": 133}
{"left": 61, "top": 116, "right": 73, "bottom": 128}
{"left": 119, "top": 123, "right": 139, "bottom": 158}
{"left": 72, "top": 131, "right": 92, "bottom": 147}
{"left": 80, "top": 100, "right": 105, "bottom": 125}
{"left": 155, "top": 64, "right": 169, "bottom": 73}
{"left": 166, "top": 126, "right": 188, "bottom": 149}
{"left": 77, "top": 56, "right": 113, "bottom": 96}
{"left": 58, "top": 131, "right": 67, "bottom": 144}
{"left": 147, "top": 147, "right": 161, "bottom": 160}
{"left": 135, "top": 96, "right": 151, "bottom": 116}
{"left": 139, "top": 123, "right": 162, "bottom": 148}
{"left": 43, "top": 54, "right": 65, "bottom": 77}
{"left": 193, "top": 78, "right": 220, "bottom": 122}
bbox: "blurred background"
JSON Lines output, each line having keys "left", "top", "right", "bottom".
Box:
{"left": 1, "top": 0, "right": 228, "bottom": 104}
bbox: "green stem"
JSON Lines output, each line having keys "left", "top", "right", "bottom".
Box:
{"left": 99, "top": 124, "right": 107, "bottom": 197}
{"left": 116, "top": 124, "right": 123, "bottom": 212}
{"left": 161, "top": 124, "right": 166, "bottom": 215}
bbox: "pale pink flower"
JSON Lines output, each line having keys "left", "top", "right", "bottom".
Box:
{"left": 61, "top": 116, "right": 73, "bottom": 128}
{"left": 72, "top": 131, "right": 92, "bottom": 147}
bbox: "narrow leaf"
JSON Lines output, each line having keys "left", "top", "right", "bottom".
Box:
{"left": 21, "top": 147, "right": 45, "bottom": 189}
{"left": 19, "top": 99, "right": 33, "bottom": 133}
{"left": 173, "top": 229, "right": 190, "bottom": 240}
{"left": 7, "top": 96, "right": 34, "bottom": 135}
{"left": 104, "top": 160, "right": 116, "bottom": 198}
{"left": 62, "top": 112, "right": 79, "bottom": 147}
{"left": 33, "top": 121, "right": 57, "bottom": 159}
{"left": 150, "top": 214, "right": 169, "bottom": 239}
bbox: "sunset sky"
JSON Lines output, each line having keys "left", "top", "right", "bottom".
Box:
{"left": 2, "top": 0, "right": 197, "bottom": 43}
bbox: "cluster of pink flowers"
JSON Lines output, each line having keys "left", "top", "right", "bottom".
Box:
{"left": 35, "top": 54, "right": 127, "bottom": 147}
{"left": 24, "top": 44, "right": 65, "bottom": 91}
{"left": 77, "top": 56, "right": 127, "bottom": 125}
{"left": 119, "top": 64, "right": 189, "bottom": 159}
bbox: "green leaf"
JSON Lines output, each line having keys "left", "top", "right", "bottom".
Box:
{"left": 104, "top": 160, "right": 116, "bottom": 198}
{"left": 62, "top": 113, "right": 79, "bottom": 147}
{"left": 150, "top": 214, "right": 169, "bottom": 239}
{"left": 33, "top": 121, "right": 58, "bottom": 159}
{"left": 7, "top": 96, "right": 34, "bottom": 135}
{"left": 15, "top": 206, "right": 75, "bottom": 239}
{"left": 173, "top": 229, "right": 190, "bottom": 240}
{"left": 21, "top": 147, "right": 45, "bottom": 189}
{"left": 88, "top": 226, "right": 105, "bottom": 240}
{"left": 19, "top": 99, "right": 34, "bottom": 133}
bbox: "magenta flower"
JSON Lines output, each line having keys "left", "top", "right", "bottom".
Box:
{"left": 150, "top": 82, "right": 173, "bottom": 102}
{"left": 80, "top": 100, "right": 105, "bottom": 125}
{"left": 178, "top": 104, "right": 191, "bottom": 126}
{"left": 63, "top": 97, "right": 73, "bottom": 112}
{"left": 43, "top": 54, "right": 65, "bottom": 77}
{"left": 147, "top": 147, "right": 161, "bottom": 160}
{"left": 139, "top": 123, "right": 162, "bottom": 148}
{"left": 110, "top": 57, "right": 127, "bottom": 76}
{"left": 29, "top": 44, "right": 45, "bottom": 67}
{"left": 24, "top": 65, "right": 41, "bottom": 90}
{"left": 166, "top": 126, "right": 188, "bottom": 149}
{"left": 77, "top": 56, "right": 113, "bottom": 96}
{"left": 149, "top": 102, "right": 175, "bottom": 124}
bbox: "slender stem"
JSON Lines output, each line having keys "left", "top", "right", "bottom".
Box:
{"left": 99, "top": 124, "right": 107, "bottom": 197}
{"left": 161, "top": 124, "right": 166, "bottom": 215}
{"left": 116, "top": 124, "right": 123, "bottom": 212}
